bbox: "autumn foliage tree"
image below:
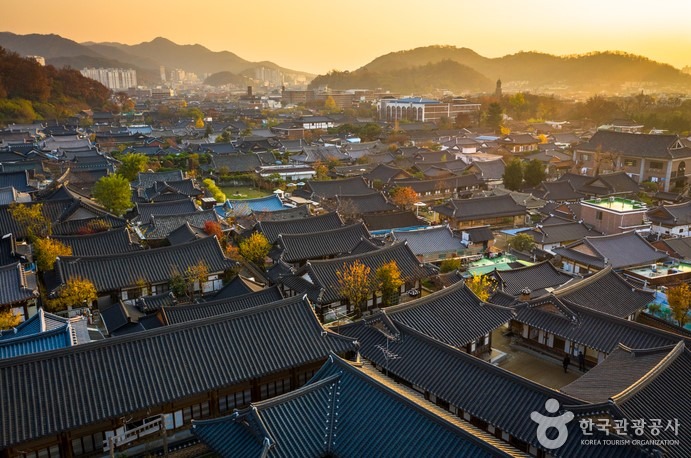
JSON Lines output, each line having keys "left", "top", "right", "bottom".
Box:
{"left": 376, "top": 261, "right": 404, "bottom": 307}
{"left": 117, "top": 153, "right": 149, "bottom": 182}
{"left": 389, "top": 186, "right": 418, "bottom": 209}
{"left": 9, "top": 202, "right": 51, "bottom": 241}
{"left": 47, "top": 276, "right": 97, "bottom": 312}
{"left": 33, "top": 238, "right": 72, "bottom": 271}
{"left": 186, "top": 260, "right": 209, "bottom": 300}
{"left": 0, "top": 309, "right": 21, "bottom": 330}
{"left": 238, "top": 232, "right": 271, "bottom": 267}
{"left": 204, "top": 221, "right": 224, "bottom": 242}
{"left": 507, "top": 233, "right": 536, "bottom": 252}
{"left": 464, "top": 275, "right": 496, "bottom": 302}
{"left": 667, "top": 283, "right": 691, "bottom": 327}
{"left": 336, "top": 260, "right": 374, "bottom": 319}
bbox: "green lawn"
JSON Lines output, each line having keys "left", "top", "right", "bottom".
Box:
{"left": 220, "top": 186, "right": 271, "bottom": 200}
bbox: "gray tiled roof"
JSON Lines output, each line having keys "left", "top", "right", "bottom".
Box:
{"left": 305, "top": 176, "right": 371, "bottom": 199}
{"left": 55, "top": 236, "right": 235, "bottom": 293}
{"left": 362, "top": 211, "right": 425, "bottom": 231}
{"left": 0, "top": 295, "right": 357, "bottom": 448}
{"left": 303, "top": 243, "right": 429, "bottom": 305}
{"left": 659, "top": 236, "right": 691, "bottom": 259}
{"left": 0, "top": 262, "right": 37, "bottom": 305}
{"left": 135, "top": 170, "right": 185, "bottom": 189}
{"left": 579, "top": 130, "right": 687, "bottom": 159}
{"left": 523, "top": 221, "right": 600, "bottom": 245}
{"left": 166, "top": 222, "right": 207, "bottom": 245}
{"left": 646, "top": 201, "right": 691, "bottom": 225}
{"left": 392, "top": 225, "right": 464, "bottom": 256}
{"left": 385, "top": 281, "right": 515, "bottom": 349}
{"left": 553, "top": 231, "right": 667, "bottom": 269}
{"left": 553, "top": 267, "right": 654, "bottom": 318}
{"left": 514, "top": 297, "right": 688, "bottom": 354}
{"left": 278, "top": 223, "right": 370, "bottom": 263}
{"left": 494, "top": 262, "right": 574, "bottom": 297}
{"left": 161, "top": 287, "right": 284, "bottom": 325}
{"left": 342, "top": 323, "right": 641, "bottom": 458}
{"left": 258, "top": 212, "right": 343, "bottom": 244}
{"left": 253, "top": 205, "right": 310, "bottom": 222}
{"left": 134, "top": 199, "right": 198, "bottom": 225}
{"left": 434, "top": 195, "right": 527, "bottom": 221}
{"left": 193, "top": 354, "right": 517, "bottom": 458}
{"left": 393, "top": 175, "right": 482, "bottom": 194}
{"left": 144, "top": 209, "right": 223, "bottom": 240}
{"left": 52, "top": 228, "right": 142, "bottom": 256}
{"left": 336, "top": 191, "right": 397, "bottom": 215}
{"left": 468, "top": 159, "right": 505, "bottom": 180}
{"left": 534, "top": 180, "right": 583, "bottom": 201}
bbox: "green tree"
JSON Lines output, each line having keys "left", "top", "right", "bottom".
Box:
{"left": 376, "top": 261, "right": 404, "bottom": 308}
{"left": 502, "top": 159, "right": 524, "bottom": 191}
{"left": 508, "top": 233, "right": 536, "bottom": 252}
{"left": 93, "top": 175, "right": 132, "bottom": 217}
{"left": 169, "top": 271, "right": 188, "bottom": 299}
{"left": 523, "top": 159, "right": 546, "bottom": 188}
{"left": 238, "top": 232, "right": 271, "bottom": 267}
{"left": 486, "top": 102, "right": 504, "bottom": 134}
{"left": 216, "top": 130, "right": 232, "bottom": 143}
{"left": 9, "top": 202, "right": 51, "bottom": 240}
{"left": 439, "top": 258, "right": 461, "bottom": 273}
{"left": 117, "top": 153, "right": 148, "bottom": 182}
{"left": 667, "top": 283, "right": 691, "bottom": 327}
{"left": 464, "top": 275, "right": 496, "bottom": 302}
{"left": 33, "top": 238, "right": 72, "bottom": 271}
{"left": 336, "top": 260, "right": 374, "bottom": 319}
{"left": 47, "top": 276, "right": 97, "bottom": 312}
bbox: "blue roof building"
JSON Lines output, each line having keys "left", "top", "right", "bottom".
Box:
{"left": 218, "top": 195, "right": 285, "bottom": 217}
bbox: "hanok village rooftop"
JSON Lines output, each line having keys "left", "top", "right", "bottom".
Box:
{"left": 0, "top": 119, "right": 689, "bottom": 458}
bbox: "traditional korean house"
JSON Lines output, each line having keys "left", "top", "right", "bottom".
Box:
{"left": 391, "top": 175, "right": 482, "bottom": 202}
{"left": 275, "top": 222, "right": 371, "bottom": 266}
{"left": 192, "top": 354, "right": 521, "bottom": 458}
{"left": 490, "top": 261, "right": 574, "bottom": 300}
{"left": 0, "top": 262, "right": 38, "bottom": 320}
{"left": 0, "top": 295, "right": 357, "bottom": 457}
{"left": 257, "top": 211, "right": 344, "bottom": 244}
{"left": 50, "top": 236, "right": 236, "bottom": 306}
{"left": 361, "top": 210, "right": 427, "bottom": 236}
{"left": 647, "top": 201, "right": 691, "bottom": 238}
{"left": 554, "top": 231, "right": 668, "bottom": 275}
{"left": 391, "top": 225, "right": 465, "bottom": 263}
{"left": 296, "top": 176, "right": 371, "bottom": 202}
{"left": 341, "top": 321, "right": 648, "bottom": 458}
{"left": 561, "top": 341, "right": 690, "bottom": 458}
{"left": 521, "top": 221, "right": 601, "bottom": 253}
{"left": 433, "top": 194, "right": 527, "bottom": 229}
{"left": 335, "top": 191, "right": 397, "bottom": 218}
{"left": 52, "top": 227, "right": 142, "bottom": 256}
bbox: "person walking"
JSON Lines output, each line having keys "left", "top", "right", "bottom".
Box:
{"left": 562, "top": 354, "right": 570, "bottom": 373}
{"left": 578, "top": 351, "right": 586, "bottom": 371}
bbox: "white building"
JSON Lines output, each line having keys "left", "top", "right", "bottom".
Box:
{"left": 80, "top": 68, "right": 137, "bottom": 90}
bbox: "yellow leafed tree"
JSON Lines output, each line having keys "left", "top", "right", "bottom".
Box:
{"left": 336, "top": 260, "right": 374, "bottom": 319}
{"left": 465, "top": 275, "right": 496, "bottom": 302}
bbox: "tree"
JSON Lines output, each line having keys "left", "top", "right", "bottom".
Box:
{"left": 324, "top": 96, "right": 338, "bottom": 113}
{"left": 336, "top": 260, "right": 374, "bottom": 319}
{"left": 117, "top": 153, "right": 148, "bottom": 182}
{"left": 203, "top": 178, "right": 227, "bottom": 203}
{"left": 502, "top": 159, "right": 523, "bottom": 191}
{"left": 464, "top": 275, "right": 496, "bottom": 302}
{"left": 93, "top": 175, "right": 132, "bottom": 217}
{"left": 376, "top": 261, "right": 404, "bottom": 308}
{"left": 486, "top": 102, "right": 504, "bottom": 133}
{"left": 0, "top": 309, "right": 21, "bottom": 330}
{"left": 439, "top": 258, "right": 461, "bottom": 273}
{"left": 508, "top": 233, "right": 536, "bottom": 252}
{"left": 238, "top": 232, "right": 271, "bottom": 267}
{"left": 389, "top": 186, "right": 418, "bottom": 210}
{"left": 313, "top": 161, "right": 330, "bottom": 180}
{"left": 204, "top": 221, "right": 224, "bottom": 242}
{"left": 47, "top": 276, "right": 97, "bottom": 312}
{"left": 33, "top": 238, "right": 72, "bottom": 271}
{"left": 667, "top": 283, "right": 691, "bottom": 327}
{"left": 186, "top": 260, "right": 209, "bottom": 300}
{"left": 9, "top": 202, "right": 51, "bottom": 240}
{"left": 523, "top": 159, "right": 546, "bottom": 188}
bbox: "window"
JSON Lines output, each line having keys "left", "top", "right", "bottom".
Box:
{"left": 649, "top": 161, "right": 664, "bottom": 171}
{"left": 596, "top": 211, "right": 603, "bottom": 220}
{"left": 624, "top": 159, "right": 637, "bottom": 167}
{"left": 580, "top": 153, "right": 591, "bottom": 161}
{"left": 219, "top": 389, "right": 251, "bottom": 412}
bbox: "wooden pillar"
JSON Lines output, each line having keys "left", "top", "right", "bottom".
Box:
{"left": 209, "top": 391, "right": 220, "bottom": 417}
{"left": 58, "top": 432, "right": 74, "bottom": 458}
{"left": 251, "top": 378, "right": 261, "bottom": 402}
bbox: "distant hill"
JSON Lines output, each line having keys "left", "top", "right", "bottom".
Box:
{"left": 204, "top": 71, "right": 250, "bottom": 87}
{"left": 311, "top": 45, "right": 691, "bottom": 94}
{"left": 0, "top": 46, "right": 110, "bottom": 123}
{"left": 0, "top": 32, "right": 314, "bottom": 85}
{"left": 310, "top": 59, "right": 493, "bottom": 94}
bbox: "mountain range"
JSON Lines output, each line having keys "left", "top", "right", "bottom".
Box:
{"left": 1, "top": 33, "right": 690, "bottom": 95}
{"left": 310, "top": 45, "right": 691, "bottom": 95}
{"left": 0, "top": 32, "right": 313, "bottom": 86}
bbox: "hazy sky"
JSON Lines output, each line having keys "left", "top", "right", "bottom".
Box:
{"left": 3, "top": 0, "right": 691, "bottom": 74}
